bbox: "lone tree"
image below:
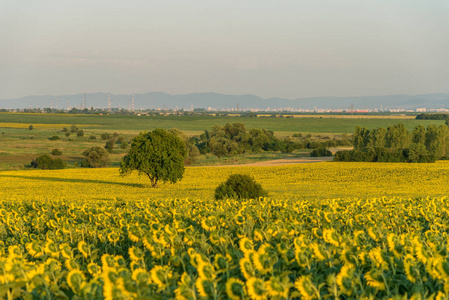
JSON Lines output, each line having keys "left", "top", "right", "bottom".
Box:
{"left": 120, "top": 129, "right": 187, "bottom": 187}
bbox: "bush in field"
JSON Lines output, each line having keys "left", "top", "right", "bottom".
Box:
{"left": 310, "top": 147, "right": 333, "bottom": 157}
{"left": 105, "top": 138, "right": 116, "bottom": 153}
{"left": 29, "top": 125, "right": 33, "bottom": 130}
{"left": 81, "top": 147, "right": 109, "bottom": 168}
{"left": 51, "top": 149, "right": 62, "bottom": 156}
{"left": 30, "top": 154, "right": 66, "bottom": 170}
{"left": 101, "top": 133, "right": 111, "bottom": 140}
{"left": 70, "top": 125, "right": 78, "bottom": 133}
{"left": 49, "top": 136, "right": 60, "bottom": 141}
{"left": 89, "top": 135, "right": 96, "bottom": 140}
{"left": 65, "top": 132, "right": 70, "bottom": 137}
{"left": 120, "top": 141, "right": 128, "bottom": 149}
{"left": 215, "top": 174, "right": 267, "bottom": 200}
{"left": 76, "top": 130, "right": 84, "bottom": 137}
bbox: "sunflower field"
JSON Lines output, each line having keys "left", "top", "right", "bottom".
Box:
{"left": 1, "top": 163, "right": 449, "bottom": 299}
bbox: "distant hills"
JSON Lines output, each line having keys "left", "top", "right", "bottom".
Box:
{"left": 0, "top": 92, "right": 448, "bottom": 111}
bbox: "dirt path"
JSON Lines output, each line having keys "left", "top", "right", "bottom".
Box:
{"left": 201, "top": 156, "right": 333, "bottom": 167}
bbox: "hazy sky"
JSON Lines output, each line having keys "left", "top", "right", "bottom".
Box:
{"left": 1, "top": 1, "right": 449, "bottom": 99}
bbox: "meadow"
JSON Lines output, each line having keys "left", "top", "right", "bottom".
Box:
{"left": 0, "top": 112, "right": 444, "bottom": 169}
{"left": 2, "top": 163, "right": 449, "bottom": 299}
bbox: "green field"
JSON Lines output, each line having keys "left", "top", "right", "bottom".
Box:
{"left": 0, "top": 113, "right": 444, "bottom": 170}
{"left": 0, "top": 112, "right": 444, "bottom": 134}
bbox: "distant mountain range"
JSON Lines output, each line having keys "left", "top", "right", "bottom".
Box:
{"left": 1, "top": 92, "right": 448, "bottom": 111}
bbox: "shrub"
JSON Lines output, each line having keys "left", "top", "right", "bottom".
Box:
{"left": 65, "top": 132, "right": 70, "bottom": 137}
{"left": 105, "top": 138, "right": 116, "bottom": 153}
{"left": 77, "top": 130, "right": 84, "bottom": 137}
{"left": 30, "top": 154, "right": 66, "bottom": 170}
{"left": 62, "top": 127, "right": 68, "bottom": 132}
{"left": 89, "top": 135, "right": 96, "bottom": 140}
{"left": 120, "top": 141, "right": 128, "bottom": 149}
{"left": 70, "top": 125, "right": 78, "bottom": 133}
{"left": 29, "top": 125, "right": 33, "bottom": 130}
{"left": 49, "top": 136, "right": 60, "bottom": 141}
{"left": 51, "top": 148, "right": 62, "bottom": 156}
{"left": 215, "top": 174, "right": 268, "bottom": 200}
{"left": 310, "top": 147, "right": 333, "bottom": 157}
{"left": 82, "top": 147, "right": 109, "bottom": 168}
{"left": 101, "top": 133, "right": 111, "bottom": 140}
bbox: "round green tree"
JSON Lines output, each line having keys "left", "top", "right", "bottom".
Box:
{"left": 119, "top": 129, "right": 187, "bottom": 187}
{"left": 215, "top": 174, "right": 268, "bottom": 200}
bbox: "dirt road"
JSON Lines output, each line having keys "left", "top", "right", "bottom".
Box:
{"left": 204, "top": 156, "right": 333, "bottom": 167}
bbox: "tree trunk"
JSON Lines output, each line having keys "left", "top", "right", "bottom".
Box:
{"left": 149, "top": 176, "right": 158, "bottom": 188}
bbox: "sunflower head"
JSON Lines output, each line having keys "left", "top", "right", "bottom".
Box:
{"left": 246, "top": 277, "right": 267, "bottom": 300}
{"left": 128, "top": 246, "right": 145, "bottom": 261}
{"left": 239, "top": 238, "right": 254, "bottom": 256}
{"left": 197, "top": 260, "right": 215, "bottom": 280}
{"left": 151, "top": 265, "right": 173, "bottom": 290}
{"left": 226, "top": 278, "right": 245, "bottom": 300}
{"left": 67, "top": 269, "right": 86, "bottom": 294}
{"left": 87, "top": 262, "right": 102, "bottom": 277}
{"left": 267, "top": 276, "right": 290, "bottom": 298}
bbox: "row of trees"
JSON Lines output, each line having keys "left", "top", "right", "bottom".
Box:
{"left": 335, "top": 123, "right": 449, "bottom": 162}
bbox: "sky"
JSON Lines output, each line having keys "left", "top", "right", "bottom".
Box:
{"left": 1, "top": 0, "right": 449, "bottom": 100}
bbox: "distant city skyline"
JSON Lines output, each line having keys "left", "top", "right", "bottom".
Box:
{"left": 1, "top": 1, "right": 449, "bottom": 99}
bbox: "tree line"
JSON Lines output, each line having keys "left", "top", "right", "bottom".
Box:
{"left": 334, "top": 123, "right": 449, "bottom": 163}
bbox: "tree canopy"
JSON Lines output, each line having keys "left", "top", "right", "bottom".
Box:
{"left": 119, "top": 129, "right": 187, "bottom": 187}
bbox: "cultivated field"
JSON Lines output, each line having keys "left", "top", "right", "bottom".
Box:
{"left": 1, "top": 162, "right": 449, "bottom": 298}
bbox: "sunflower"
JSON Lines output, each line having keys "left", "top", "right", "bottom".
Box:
{"left": 246, "top": 277, "right": 267, "bottom": 300}
{"left": 44, "top": 240, "right": 59, "bottom": 258}
{"left": 26, "top": 241, "right": 43, "bottom": 258}
{"left": 437, "top": 257, "right": 449, "bottom": 281}
{"left": 107, "top": 232, "right": 120, "bottom": 243}
{"left": 311, "top": 243, "right": 327, "bottom": 261}
{"left": 340, "top": 247, "right": 358, "bottom": 266}
{"left": 369, "top": 247, "right": 388, "bottom": 269}
{"left": 239, "top": 257, "right": 255, "bottom": 280}
{"left": 132, "top": 268, "right": 151, "bottom": 284}
{"left": 101, "top": 254, "right": 116, "bottom": 270}
{"left": 67, "top": 269, "right": 86, "bottom": 294}
{"left": 253, "top": 229, "right": 264, "bottom": 242}
{"left": 336, "top": 265, "right": 355, "bottom": 296}
{"left": 201, "top": 216, "right": 217, "bottom": 231}
{"left": 266, "top": 276, "right": 290, "bottom": 299}
{"left": 214, "top": 254, "right": 228, "bottom": 271}
{"left": 226, "top": 278, "right": 245, "bottom": 300}
{"left": 59, "top": 243, "right": 73, "bottom": 259}
{"left": 364, "top": 270, "right": 386, "bottom": 290}
{"left": 252, "top": 252, "right": 272, "bottom": 274}
{"left": 142, "top": 235, "right": 155, "bottom": 252}
{"left": 128, "top": 246, "right": 145, "bottom": 261}
{"left": 295, "top": 275, "right": 318, "bottom": 300}
{"left": 235, "top": 214, "right": 246, "bottom": 225}
{"left": 128, "top": 226, "right": 141, "bottom": 243}
{"left": 175, "top": 273, "right": 195, "bottom": 300}
{"left": 195, "top": 277, "right": 215, "bottom": 298}
{"left": 151, "top": 265, "right": 172, "bottom": 290}
{"left": 197, "top": 260, "right": 215, "bottom": 280}
{"left": 239, "top": 237, "right": 254, "bottom": 256}
{"left": 65, "top": 258, "right": 80, "bottom": 271}
{"left": 323, "top": 228, "right": 340, "bottom": 247}
{"left": 77, "top": 241, "right": 89, "bottom": 258}
{"left": 87, "top": 262, "right": 102, "bottom": 277}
